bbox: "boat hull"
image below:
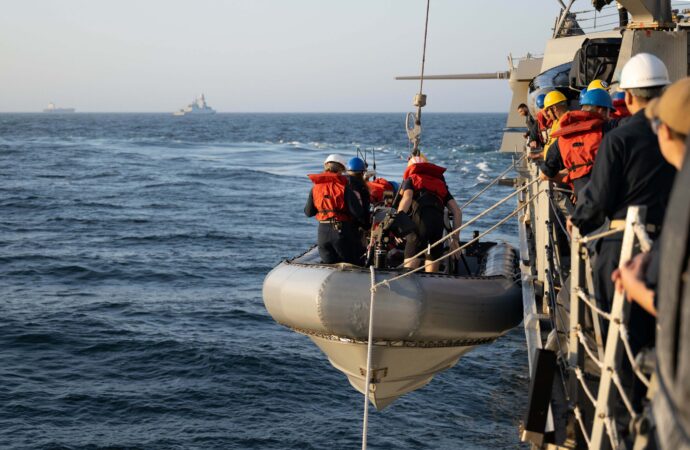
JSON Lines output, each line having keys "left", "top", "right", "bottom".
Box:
{"left": 262, "top": 244, "right": 522, "bottom": 408}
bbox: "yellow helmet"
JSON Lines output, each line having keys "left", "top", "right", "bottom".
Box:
{"left": 587, "top": 79, "right": 610, "bottom": 91}
{"left": 543, "top": 91, "right": 567, "bottom": 109}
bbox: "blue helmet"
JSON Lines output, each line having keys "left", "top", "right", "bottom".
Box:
{"left": 579, "top": 88, "right": 588, "bottom": 103}
{"left": 581, "top": 88, "right": 614, "bottom": 110}
{"left": 536, "top": 94, "right": 546, "bottom": 109}
{"left": 346, "top": 157, "right": 366, "bottom": 172}
{"left": 389, "top": 181, "right": 399, "bottom": 193}
{"left": 611, "top": 91, "right": 625, "bottom": 101}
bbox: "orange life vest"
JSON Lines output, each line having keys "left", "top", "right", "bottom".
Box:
{"left": 308, "top": 172, "right": 351, "bottom": 222}
{"left": 551, "top": 110, "right": 605, "bottom": 184}
{"left": 402, "top": 162, "right": 448, "bottom": 202}
{"left": 367, "top": 178, "right": 394, "bottom": 204}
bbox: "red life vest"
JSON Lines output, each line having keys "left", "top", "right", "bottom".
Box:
{"left": 551, "top": 110, "right": 605, "bottom": 184}
{"left": 536, "top": 109, "right": 552, "bottom": 132}
{"left": 308, "top": 172, "right": 351, "bottom": 222}
{"left": 367, "top": 178, "right": 394, "bottom": 204}
{"left": 402, "top": 162, "right": 448, "bottom": 202}
{"left": 611, "top": 100, "right": 630, "bottom": 120}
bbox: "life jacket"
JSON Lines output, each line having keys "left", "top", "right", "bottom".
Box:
{"left": 543, "top": 117, "right": 561, "bottom": 158}
{"left": 402, "top": 162, "right": 448, "bottom": 205}
{"left": 611, "top": 99, "right": 630, "bottom": 120}
{"left": 536, "top": 109, "right": 552, "bottom": 132}
{"left": 367, "top": 178, "right": 394, "bottom": 204}
{"left": 551, "top": 110, "right": 605, "bottom": 184}
{"left": 308, "top": 172, "right": 351, "bottom": 222}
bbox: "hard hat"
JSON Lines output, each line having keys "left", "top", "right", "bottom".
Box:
{"left": 611, "top": 91, "right": 625, "bottom": 101}
{"left": 407, "top": 155, "right": 427, "bottom": 166}
{"left": 581, "top": 88, "right": 614, "bottom": 110}
{"left": 324, "top": 154, "right": 346, "bottom": 168}
{"left": 587, "top": 79, "right": 609, "bottom": 91}
{"left": 619, "top": 53, "right": 671, "bottom": 89}
{"left": 579, "top": 88, "right": 588, "bottom": 103}
{"left": 346, "top": 157, "right": 366, "bottom": 172}
{"left": 536, "top": 94, "right": 546, "bottom": 109}
{"left": 543, "top": 90, "right": 567, "bottom": 109}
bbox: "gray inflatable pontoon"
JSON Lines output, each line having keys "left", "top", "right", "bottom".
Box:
{"left": 263, "top": 242, "right": 522, "bottom": 409}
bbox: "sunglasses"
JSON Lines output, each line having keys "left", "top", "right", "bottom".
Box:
{"left": 649, "top": 117, "right": 662, "bottom": 135}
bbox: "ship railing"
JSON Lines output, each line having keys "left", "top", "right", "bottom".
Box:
{"left": 568, "top": 206, "right": 655, "bottom": 449}
{"left": 515, "top": 154, "right": 659, "bottom": 448}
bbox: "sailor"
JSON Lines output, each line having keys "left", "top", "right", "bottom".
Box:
{"left": 612, "top": 77, "right": 690, "bottom": 317}
{"left": 305, "top": 154, "right": 366, "bottom": 265}
{"left": 535, "top": 94, "right": 551, "bottom": 145}
{"left": 345, "top": 157, "right": 371, "bottom": 226}
{"left": 644, "top": 82, "right": 690, "bottom": 448}
{"left": 539, "top": 90, "right": 569, "bottom": 162}
{"left": 541, "top": 88, "right": 615, "bottom": 196}
{"left": 367, "top": 177, "right": 396, "bottom": 206}
{"left": 610, "top": 91, "right": 631, "bottom": 121}
{"left": 568, "top": 54, "right": 676, "bottom": 345}
{"left": 397, "top": 155, "right": 463, "bottom": 272}
{"left": 587, "top": 79, "right": 609, "bottom": 92}
{"left": 517, "top": 103, "right": 540, "bottom": 150}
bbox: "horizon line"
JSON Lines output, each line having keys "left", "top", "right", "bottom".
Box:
{"left": 0, "top": 110, "right": 508, "bottom": 114}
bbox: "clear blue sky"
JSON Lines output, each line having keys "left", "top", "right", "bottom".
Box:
{"left": 0, "top": 0, "right": 562, "bottom": 112}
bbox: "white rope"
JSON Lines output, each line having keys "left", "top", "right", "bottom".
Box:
{"left": 573, "top": 406, "right": 591, "bottom": 448}
{"left": 361, "top": 266, "right": 377, "bottom": 450}
{"left": 575, "top": 287, "right": 612, "bottom": 321}
{"left": 619, "top": 324, "right": 651, "bottom": 387}
{"left": 396, "top": 177, "right": 539, "bottom": 270}
{"left": 604, "top": 416, "right": 620, "bottom": 450}
{"left": 576, "top": 329, "right": 604, "bottom": 369}
{"left": 459, "top": 154, "right": 525, "bottom": 210}
{"left": 574, "top": 367, "right": 597, "bottom": 405}
{"left": 375, "top": 190, "right": 540, "bottom": 289}
{"left": 579, "top": 228, "right": 623, "bottom": 244}
{"left": 611, "top": 371, "right": 638, "bottom": 421}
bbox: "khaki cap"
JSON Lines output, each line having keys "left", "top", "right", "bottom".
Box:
{"left": 645, "top": 77, "right": 690, "bottom": 136}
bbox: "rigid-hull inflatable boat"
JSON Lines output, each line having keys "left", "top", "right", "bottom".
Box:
{"left": 262, "top": 242, "right": 522, "bottom": 409}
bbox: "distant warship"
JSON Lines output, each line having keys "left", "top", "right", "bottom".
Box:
{"left": 173, "top": 94, "right": 216, "bottom": 116}
{"left": 43, "top": 102, "right": 75, "bottom": 114}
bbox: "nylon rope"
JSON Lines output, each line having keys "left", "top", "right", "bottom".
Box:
{"left": 575, "top": 287, "right": 612, "bottom": 321}
{"left": 361, "top": 266, "right": 377, "bottom": 450}
{"left": 619, "top": 324, "right": 651, "bottom": 388}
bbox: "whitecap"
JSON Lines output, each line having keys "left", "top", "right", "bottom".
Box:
{"left": 476, "top": 162, "right": 490, "bottom": 172}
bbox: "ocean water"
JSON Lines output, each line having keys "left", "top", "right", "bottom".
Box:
{"left": 0, "top": 113, "right": 527, "bottom": 450}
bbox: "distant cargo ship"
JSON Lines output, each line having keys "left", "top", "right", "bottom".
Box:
{"left": 173, "top": 94, "right": 216, "bottom": 116}
{"left": 43, "top": 102, "right": 75, "bottom": 113}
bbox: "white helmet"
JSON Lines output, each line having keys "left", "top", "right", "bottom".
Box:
{"left": 619, "top": 53, "right": 671, "bottom": 89}
{"left": 324, "top": 153, "right": 346, "bottom": 168}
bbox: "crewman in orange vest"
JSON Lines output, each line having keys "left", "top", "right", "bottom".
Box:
{"left": 367, "top": 177, "right": 396, "bottom": 206}
{"left": 305, "top": 154, "right": 366, "bottom": 265}
{"left": 541, "top": 89, "right": 616, "bottom": 196}
{"left": 397, "top": 155, "right": 463, "bottom": 272}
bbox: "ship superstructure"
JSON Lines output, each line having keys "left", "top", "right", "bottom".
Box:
{"left": 173, "top": 93, "right": 216, "bottom": 116}
{"left": 43, "top": 102, "right": 75, "bottom": 113}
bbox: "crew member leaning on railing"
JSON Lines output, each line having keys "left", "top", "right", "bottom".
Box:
{"left": 612, "top": 77, "right": 690, "bottom": 449}
{"left": 567, "top": 55, "right": 676, "bottom": 350}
